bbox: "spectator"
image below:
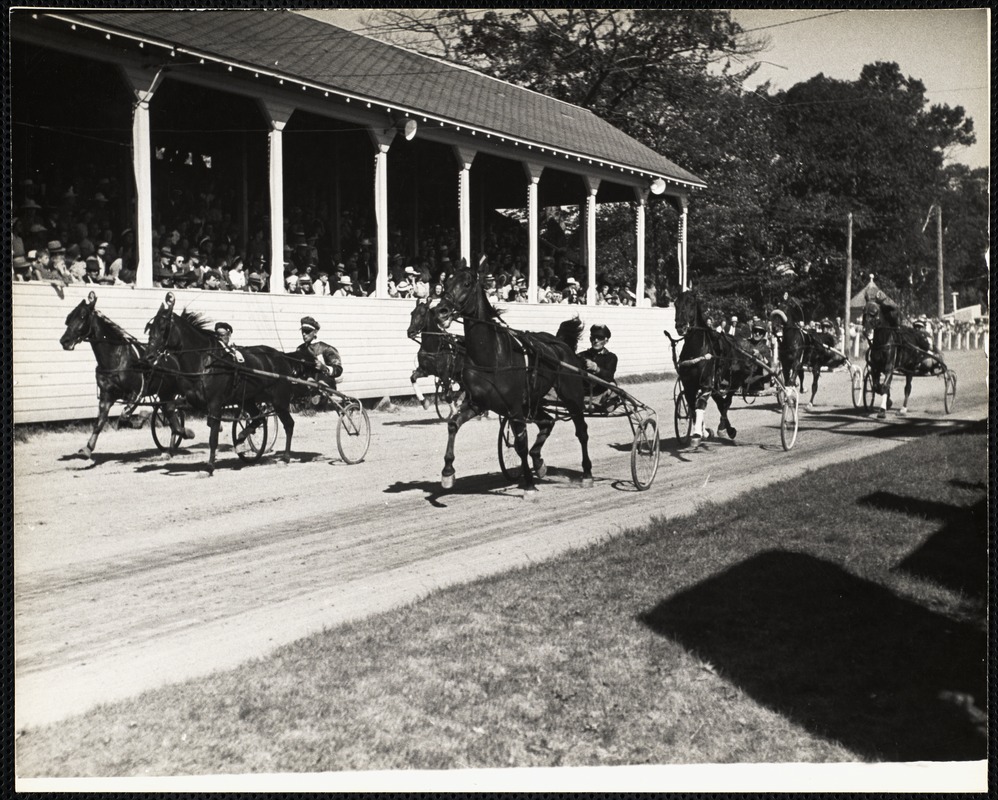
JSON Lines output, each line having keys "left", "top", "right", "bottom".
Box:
{"left": 228, "top": 256, "right": 247, "bottom": 291}
{"left": 332, "top": 274, "right": 354, "bottom": 297}
{"left": 314, "top": 270, "right": 331, "bottom": 296}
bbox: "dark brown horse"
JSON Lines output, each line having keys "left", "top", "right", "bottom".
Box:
{"left": 407, "top": 299, "right": 465, "bottom": 416}
{"left": 145, "top": 292, "right": 300, "bottom": 474}
{"left": 59, "top": 291, "right": 189, "bottom": 458}
{"left": 863, "top": 298, "right": 937, "bottom": 418}
{"left": 772, "top": 306, "right": 849, "bottom": 410}
{"left": 672, "top": 289, "right": 754, "bottom": 447}
{"left": 433, "top": 258, "right": 591, "bottom": 493}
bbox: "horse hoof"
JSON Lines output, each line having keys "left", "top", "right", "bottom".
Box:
{"left": 183, "top": 428, "right": 196, "bottom": 439}
{"left": 726, "top": 426, "right": 737, "bottom": 440}
{"left": 690, "top": 434, "right": 702, "bottom": 448}
{"left": 279, "top": 455, "right": 291, "bottom": 465}
{"left": 897, "top": 408, "right": 908, "bottom": 416}
{"left": 421, "top": 398, "right": 431, "bottom": 411}
{"left": 877, "top": 409, "right": 887, "bottom": 420}
{"left": 534, "top": 461, "right": 547, "bottom": 479}
{"left": 77, "top": 447, "right": 93, "bottom": 460}
{"left": 806, "top": 403, "right": 815, "bottom": 411}
{"left": 523, "top": 487, "right": 540, "bottom": 500}
{"left": 205, "top": 465, "right": 215, "bottom": 476}
{"left": 581, "top": 476, "right": 594, "bottom": 489}
{"left": 441, "top": 473, "right": 455, "bottom": 490}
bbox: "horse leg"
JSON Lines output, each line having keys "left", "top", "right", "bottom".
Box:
{"left": 898, "top": 374, "right": 913, "bottom": 416}
{"left": 808, "top": 369, "right": 820, "bottom": 410}
{"left": 716, "top": 392, "right": 737, "bottom": 440}
{"left": 441, "top": 402, "right": 483, "bottom": 489}
{"left": 526, "top": 410, "right": 555, "bottom": 482}
{"left": 691, "top": 389, "right": 709, "bottom": 446}
{"left": 877, "top": 370, "right": 892, "bottom": 419}
{"left": 80, "top": 393, "right": 114, "bottom": 458}
{"left": 510, "top": 417, "right": 539, "bottom": 493}
{"left": 206, "top": 411, "right": 222, "bottom": 475}
{"left": 275, "top": 404, "right": 295, "bottom": 463}
{"left": 410, "top": 367, "right": 431, "bottom": 410}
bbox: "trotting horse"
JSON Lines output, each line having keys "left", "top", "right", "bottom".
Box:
{"left": 407, "top": 299, "right": 465, "bottom": 416}
{"left": 862, "top": 297, "right": 938, "bottom": 419}
{"left": 59, "top": 291, "right": 190, "bottom": 458}
{"left": 145, "top": 292, "right": 299, "bottom": 474}
{"left": 771, "top": 306, "right": 849, "bottom": 410}
{"left": 672, "top": 289, "right": 754, "bottom": 447}
{"left": 432, "top": 259, "right": 592, "bottom": 493}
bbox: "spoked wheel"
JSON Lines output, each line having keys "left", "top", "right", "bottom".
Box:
{"left": 850, "top": 366, "right": 863, "bottom": 408}
{"left": 862, "top": 366, "right": 874, "bottom": 409}
{"left": 780, "top": 388, "right": 799, "bottom": 451}
{"left": 151, "top": 404, "right": 187, "bottom": 451}
{"left": 673, "top": 391, "right": 692, "bottom": 443}
{"left": 497, "top": 416, "right": 522, "bottom": 482}
{"left": 630, "top": 417, "right": 660, "bottom": 490}
{"left": 336, "top": 400, "right": 371, "bottom": 464}
{"left": 434, "top": 377, "right": 461, "bottom": 420}
{"left": 232, "top": 411, "right": 269, "bottom": 461}
{"left": 943, "top": 370, "right": 957, "bottom": 414}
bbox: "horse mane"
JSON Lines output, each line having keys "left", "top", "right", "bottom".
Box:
{"left": 555, "top": 317, "right": 584, "bottom": 351}
{"left": 878, "top": 301, "right": 901, "bottom": 328}
{"left": 178, "top": 307, "right": 217, "bottom": 337}
{"left": 94, "top": 311, "right": 136, "bottom": 344}
{"left": 784, "top": 298, "right": 806, "bottom": 325}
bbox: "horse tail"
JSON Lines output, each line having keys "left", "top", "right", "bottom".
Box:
{"left": 556, "top": 317, "right": 584, "bottom": 352}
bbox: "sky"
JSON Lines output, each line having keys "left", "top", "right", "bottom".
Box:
{"left": 300, "top": 8, "right": 990, "bottom": 171}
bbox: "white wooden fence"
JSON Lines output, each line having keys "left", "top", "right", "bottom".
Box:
{"left": 13, "top": 283, "right": 677, "bottom": 424}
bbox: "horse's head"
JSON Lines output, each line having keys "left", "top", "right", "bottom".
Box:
{"left": 60, "top": 291, "right": 98, "bottom": 351}
{"left": 862, "top": 301, "right": 884, "bottom": 337}
{"left": 434, "top": 257, "right": 491, "bottom": 329}
{"left": 673, "top": 290, "right": 701, "bottom": 335}
{"left": 407, "top": 298, "right": 433, "bottom": 340}
{"left": 145, "top": 292, "right": 179, "bottom": 355}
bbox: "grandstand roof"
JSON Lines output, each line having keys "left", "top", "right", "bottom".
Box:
{"left": 61, "top": 9, "right": 704, "bottom": 189}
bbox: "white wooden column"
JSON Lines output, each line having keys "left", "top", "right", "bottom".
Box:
{"left": 634, "top": 187, "right": 648, "bottom": 306}
{"left": 369, "top": 128, "right": 396, "bottom": 297}
{"left": 677, "top": 194, "right": 689, "bottom": 289}
{"left": 523, "top": 162, "right": 543, "bottom": 303}
{"left": 120, "top": 66, "right": 166, "bottom": 289}
{"left": 583, "top": 176, "right": 600, "bottom": 306}
{"left": 454, "top": 146, "right": 476, "bottom": 267}
{"left": 261, "top": 100, "right": 294, "bottom": 294}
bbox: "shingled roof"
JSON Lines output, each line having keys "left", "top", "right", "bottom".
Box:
{"left": 63, "top": 9, "right": 704, "bottom": 188}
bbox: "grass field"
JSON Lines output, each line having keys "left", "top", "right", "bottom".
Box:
{"left": 16, "top": 422, "right": 987, "bottom": 777}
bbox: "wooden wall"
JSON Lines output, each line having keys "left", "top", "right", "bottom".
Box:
{"left": 13, "top": 283, "right": 677, "bottom": 424}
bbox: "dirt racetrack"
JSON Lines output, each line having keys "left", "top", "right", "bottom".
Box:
{"left": 14, "top": 349, "right": 989, "bottom": 730}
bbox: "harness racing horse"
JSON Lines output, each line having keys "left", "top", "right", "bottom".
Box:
{"left": 862, "top": 298, "right": 937, "bottom": 419}
{"left": 673, "top": 289, "right": 754, "bottom": 447}
{"left": 59, "top": 291, "right": 189, "bottom": 458}
{"left": 772, "top": 306, "right": 848, "bottom": 410}
{"left": 145, "top": 292, "right": 299, "bottom": 474}
{"left": 433, "top": 259, "right": 592, "bottom": 493}
{"left": 407, "top": 299, "right": 465, "bottom": 416}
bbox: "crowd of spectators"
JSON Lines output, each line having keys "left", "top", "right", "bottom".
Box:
{"left": 13, "top": 170, "right": 646, "bottom": 307}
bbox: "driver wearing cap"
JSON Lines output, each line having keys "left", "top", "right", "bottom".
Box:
{"left": 577, "top": 323, "right": 619, "bottom": 411}
{"left": 296, "top": 316, "right": 343, "bottom": 390}
{"left": 214, "top": 321, "right": 245, "bottom": 363}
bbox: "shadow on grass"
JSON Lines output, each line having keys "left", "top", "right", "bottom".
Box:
{"left": 638, "top": 550, "right": 986, "bottom": 762}
{"left": 857, "top": 492, "right": 988, "bottom": 602}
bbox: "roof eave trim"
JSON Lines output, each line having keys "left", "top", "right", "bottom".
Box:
{"left": 44, "top": 11, "right": 706, "bottom": 190}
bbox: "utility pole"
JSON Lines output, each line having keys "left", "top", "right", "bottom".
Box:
{"left": 843, "top": 212, "right": 853, "bottom": 353}
{"left": 936, "top": 203, "right": 944, "bottom": 319}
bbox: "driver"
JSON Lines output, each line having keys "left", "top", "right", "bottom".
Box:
{"left": 214, "top": 321, "right": 245, "bottom": 363}
{"left": 296, "top": 315, "right": 343, "bottom": 391}
{"left": 577, "top": 323, "right": 619, "bottom": 411}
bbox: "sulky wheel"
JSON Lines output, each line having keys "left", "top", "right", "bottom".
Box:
{"left": 151, "top": 404, "right": 188, "bottom": 451}
{"left": 780, "top": 388, "right": 799, "bottom": 451}
{"left": 233, "top": 411, "right": 268, "bottom": 461}
{"left": 497, "top": 416, "right": 522, "bottom": 482}
{"left": 336, "top": 400, "right": 371, "bottom": 464}
{"left": 850, "top": 366, "right": 863, "bottom": 408}
{"left": 943, "top": 370, "right": 957, "bottom": 414}
{"left": 673, "top": 391, "right": 692, "bottom": 443}
{"left": 630, "top": 417, "right": 660, "bottom": 491}
{"left": 861, "top": 365, "right": 874, "bottom": 409}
